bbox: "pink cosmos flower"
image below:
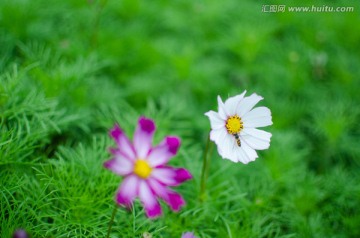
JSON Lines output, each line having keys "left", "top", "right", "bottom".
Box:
{"left": 181, "top": 232, "right": 197, "bottom": 238}
{"left": 13, "top": 229, "right": 29, "bottom": 238}
{"left": 104, "top": 117, "right": 193, "bottom": 218}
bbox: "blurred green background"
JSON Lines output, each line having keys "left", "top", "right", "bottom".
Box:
{"left": 1, "top": 0, "right": 360, "bottom": 237}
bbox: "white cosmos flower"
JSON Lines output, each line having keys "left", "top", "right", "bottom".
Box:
{"left": 205, "top": 90, "right": 272, "bottom": 164}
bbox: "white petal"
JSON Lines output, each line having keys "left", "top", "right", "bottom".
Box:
{"left": 236, "top": 93, "right": 263, "bottom": 117}
{"left": 205, "top": 110, "right": 225, "bottom": 130}
{"left": 242, "top": 106, "right": 272, "bottom": 128}
{"left": 242, "top": 135, "right": 270, "bottom": 150}
{"left": 241, "top": 128, "right": 271, "bottom": 150}
{"left": 234, "top": 146, "right": 252, "bottom": 164}
{"left": 224, "top": 91, "right": 247, "bottom": 115}
{"left": 243, "top": 128, "right": 272, "bottom": 141}
{"left": 217, "top": 134, "right": 238, "bottom": 162}
{"left": 242, "top": 106, "right": 271, "bottom": 120}
{"left": 210, "top": 128, "right": 227, "bottom": 145}
{"left": 239, "top": 140, "right": 258, "bottom": 163}
{"left": 217, "top": 96, "right": 228, "bottom": 119}
{"left": 243, "top": 116, "right": 272, "bottom": 128}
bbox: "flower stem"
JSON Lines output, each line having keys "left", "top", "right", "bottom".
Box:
{"left": 91, "top": 0, "right": 108, "bottom": 48}
{"left": 200, "top": 133, "right": 211, "bottom": 201}
{"left": 106, "top": 204, "right": 118, "bottom": 238}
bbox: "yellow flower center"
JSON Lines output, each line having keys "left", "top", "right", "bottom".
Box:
{"left": 134, "top": 159, "right": 152, "bottom": 179}
{"left": 225, "top": 115, "right": 243, "bottom": 134}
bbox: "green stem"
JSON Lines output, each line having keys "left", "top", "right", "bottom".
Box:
{"left": 106, "top": 204, "right": 118, "bottom": 238}
{"left": 200, "top": 133, "right": 211, "bottom": 201}
{"left": 91, "top": 0, "right": 108, "bottom": 48}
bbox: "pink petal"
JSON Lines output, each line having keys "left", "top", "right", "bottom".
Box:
{"left": 103, "top": 155, "right": 133, "bottom": 176}
{"left": 151, "top": 167, "right": 192, "bottom": 186}
{"left": 108, "top": 147, "right": 117, "bottom": 155}
{"left": 151, "top": 167, "right": 175, "bottom": 185}
{"left": 110, "top": 124, "right": 136, "bottom": 160}
{"left": 163, "top": 190, "right": 185, "bottom": 211}
{"left": 13, "top": 229, "right": 29, "bottom": 238}
{"left": 173, "top": 168, "right": 193, "bottom": 184}
{"left": 133, "top": 117, "right": 156, "bottom": 158}
{"left": 147, "top": 178, "right": 167, "bottom": 198}
{"left": 147, "top": 179, "right": 185, "bottom": 211}
{"left": 147, "top": 136, "right": 181, "bottom": 167}
{"left": 138, "top": 180, "right": 162, "bottom": 218}
{"left": 116, "top": 175, "right": 139, "bottom": 207}
{"left": 181, "top": 232, "right": 196, "bottom": 238}
{"left": 144, "top": 202, "right": 162, "bottom": 218}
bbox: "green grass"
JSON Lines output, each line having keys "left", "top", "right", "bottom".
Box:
{"left": 1, "top": 0, "right": 360, "bottom": 237}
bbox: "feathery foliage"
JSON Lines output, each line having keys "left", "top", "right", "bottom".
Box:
{"left": 1, "top": 0, "right": 360, "bottom": 237}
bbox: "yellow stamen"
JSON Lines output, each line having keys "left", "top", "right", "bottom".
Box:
{"left": 134, "top": 159, "right": 152, "bottom": 179}
{"left": 225, "top": 115, "right": 243, "bottom": 134}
